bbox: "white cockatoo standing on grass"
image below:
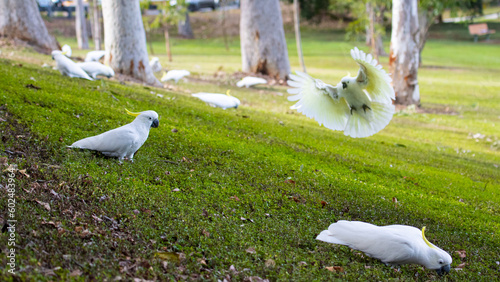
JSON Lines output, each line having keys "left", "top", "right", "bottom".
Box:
{"left": 51, "top": 50, "right": 93, "bottom": 81}
{"left": 68, "top": 109, "right": 159, "bottom": 162}
{"left": 61, "top": 44, "right": 72, "bottom": 57}
{"left": 192, "top": 90, "right": 240, "bottom": 110}
{"left": 76, "top": 62, "right": 115, "bottom": 79}
{"left": 85, "top": 50, "right": 108, "bottom": 62}
{"left": 149, "top": 57, "right": 162, "bottom": 73}
{"left": 287, "top": 47, "right": 395, "bottom": 138}
{"left": 161, "top": 70, "right": 190, "bottom": 83}
{"left": 317, "top": 221, "right": 452, "bottom": 275}
{"left": 236, "top": 76, "right": 267, "bottom": 88}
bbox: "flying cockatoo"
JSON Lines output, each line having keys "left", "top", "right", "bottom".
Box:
{"left": 287, "top": 47, "right": 395, "bottom": 138}
{"left": 85, "top": 50, "right": 108, "bottom": 62}
{"left": 191, "top": 90, "right": 240, "bottom": 110}
{"left": 236, "top": 76, "right": 267, "bottom": 88}
{"left": 316, "top": 221, "right": 452, "bottom": 275}
{"left": 61, "top": 44, "right": 72, "bottom": 57}
{"left": 76, "top": 62, "right": 115, "bottom": 79}
{"left": 149, "top": 57, "right": 162, "bottom": 73}
{"left": 161, "top": 70, "right": 190, "bottom": 83}
{"left": 51, "top": 50, "right": 93, "bottom": 81}
{"left": 68, "top": 109, "right": 159, "bottom": 162}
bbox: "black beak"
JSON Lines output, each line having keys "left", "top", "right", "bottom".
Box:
{"left": 151, "top": 119, "right": 159, "bottom": 128}
{"left": 435, "top": 265, "right": 450, "bottom": 276}
{"left": 342, "top": 82, "right": 347, "bottom": 89}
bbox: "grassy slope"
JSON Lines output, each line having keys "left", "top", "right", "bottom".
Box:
{"left": 0, "top": 26, "right": 499, "bottom": 281}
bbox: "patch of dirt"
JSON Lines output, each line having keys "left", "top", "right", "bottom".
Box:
{"left": 395, "top": 104, "right": 460, "bottom": 115}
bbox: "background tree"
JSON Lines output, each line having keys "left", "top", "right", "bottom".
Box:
{"left": 91, "top": 0, "right": 102, "bottom": 50}
{"left": 0, "top": 0, "right": 58, "bottom": 54}
{"left": 75, "top": 0, "right": 89, "bottom": 49}
{"left": 240, "top": 0, "right": 291, "bottom": 80}
{"left": 178, "top": 12, "right": 194, "bottom": 39}
{"left": 389, "top": 0, "right": 420, "bottom": 105}
{"left": 293, "top": 0, "right": 306, "bottom": 72}
{"left": 102, "top": 0, "right": 161, "bottom": 86}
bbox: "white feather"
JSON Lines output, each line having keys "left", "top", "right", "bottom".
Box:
{"left": 192, "top": 93, "right": 240, "bottom": 109}
{"left": 317, "top": 221, "right": 452, "bottom": 272}
{"left": 68, "top": 110, "right": 159, "bottom": 162}
{"left": 76, "top": 62, "right": 114, "bottom": 79}
{"left": 61, "top": 44, "right": 72, "bottom": 57}
{"left": 85, "top": 50, "right": 108, "bottom": 62}
{"left": 52, "top": 51, "right": 93, "bottom": 81}
{"left": 161, "top": 70, "right": 190, "bottom": 83}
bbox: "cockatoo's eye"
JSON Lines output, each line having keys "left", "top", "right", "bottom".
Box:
{"left": 148, "top": 117, "right": 152, "bottom": 120}
{"left": 342, "top": 82, "right": 347, "bottom": 89}
{"left": 438, "top": 260, "right": 444, "bottom": 264}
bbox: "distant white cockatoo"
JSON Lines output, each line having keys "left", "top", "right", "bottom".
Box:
{"left": 236, "top": 76, "right": 268, "bottom": 88}
{"left": 161, "top": 70, "right": 190, "bottom": 83}
{"left": 317, "top": 221, "right": 452, "bottom": 275}
{"left": 76, "top": 62, "right": 115, "bottom": 79}
{"left": 192, "top": 90, "right": 240, "bottom": 109}
{"left": 85, "top": 50, "right": 108, "bottom": 62}
{"left": 51, "top": 50, "right": 93, "bottom": 81}
{"left": 68, "top": 110, "right": 159, "bottom": 162}
{"left": 61, "top": 44, "right": 72, "bottom": 57}
{"left": 287, "top": 47, "right": 395, "bottom": 138}
{"left": 149, "top": 57, "right": 162, "bottom": 73}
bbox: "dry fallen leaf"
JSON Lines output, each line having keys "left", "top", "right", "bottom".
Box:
{"left": 70, "top": 269, "right": 82, "bottom": 277}
{"left": 155, "top": 251, "right": 181, "bottom": 263}
{"left": 455, "top": 250, "right": 467, "bottom": 259}
{"left": 246, "top": 247, "right": 256, "bottom": 254}
{"left": 35, "top": 200, "right": 51, "bottom": 211}
{"left": 284, "top": 179, "right": 296, "bottom": 184}
{"left": 325, "top": 266, "right": 344, "bottom": 273}
{"left": 265, "top": 259, "right": 275, "bottom": 267}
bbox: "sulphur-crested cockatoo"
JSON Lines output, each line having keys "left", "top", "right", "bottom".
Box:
{"left": 192, "top": 90, "right": 240, "bottom": 109}
{"left": 85, "top": 50, "right": 108, "bottom": 62}
{"left": 149, "top": 57, "right": 162, "bottom": 73}
{"left": 68, "top": 109, "right": 159, "bottom": 162}
{"left": 236, "top": 76, "right": 267, "bottom": 88}
{"left": 317, "top": 221, "right": 452, "bottom": 275}
{"left": 61, "top": 44, "right": 72, "bottom": 57}
{"left": 161, "top": 70, "right": 190, "bottom": 83}
{"left": 287, "top": 47, "right": 395, "bottom": 138}
{"left": 51, "top": 50, "right": 93, "bottom": 81}
{"left": 76, "top": 62, "right": 115, "bottom": 79}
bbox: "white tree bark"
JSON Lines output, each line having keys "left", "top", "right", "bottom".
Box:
{"left": 76, "top": 0, "right": 89, "bottom": 49}
{"left": 293, "top": 0, "right": 306, "bottom": 72}
{"left": 178, "top": 12, "right": 194, "bottom": 39}
{"left": 92, "top": 0, "right": 102, "bottom": 50}
{"left": 101, "top": 0, "right": 161, "bottom": 86}
{"left": 389, "top": 0, "right": 420, "bottom": 105}
{"left": 0, "top": 0, "right": 58, "bottom": 54}
{"left": 240, "top": 0, "right": 290, "bottom": 80}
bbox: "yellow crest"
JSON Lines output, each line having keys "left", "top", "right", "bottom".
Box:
{"left": 422, "top": 227, "right": 436, "bottom": 249}
{"left": 226, "top": 90, "right": 231, "bottom": 96}
{"left": 125, "top": 109, "right": 141, "bottom": 117}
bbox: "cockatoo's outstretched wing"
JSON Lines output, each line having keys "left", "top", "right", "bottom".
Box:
{"left": 351, "top": 47, "right": 395, "bottom": 104}
{"left": 287, "top": 71, "right": 349, "bottom": 131}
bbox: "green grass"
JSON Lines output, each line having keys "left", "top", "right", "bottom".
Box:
{"left": 0, "top": 26, "right": 499, "bottom": 281}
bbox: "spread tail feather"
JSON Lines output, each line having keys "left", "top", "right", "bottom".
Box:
{"left": 316, "top": 230, "right": 348, "bottom": 245}
{"left": 344, "top": 102, "right": 394, "bottom": 138}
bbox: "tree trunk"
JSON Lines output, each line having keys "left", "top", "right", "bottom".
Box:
{"left": 92, "top": 0, "right": 102, "bottom": 50}
{"left": 293, "top": 0, "right": 306, "bottom": 72}
{"left": 0, "top": 0, "right": 58, "bottom": 54}
{"left": 366, "top": 2, "right": 386, "bottom": 58}
{"left": 178, "top": 12, "right": 194, "bottom": 39}
{"left": 164, "top": 27, "right": 172, "bottom": 62}
{"left": 101, "top": 0, "right": 161, "bottom": 87}
{"left": 389, "top": 0, "right": 420, "bottom": 106}
{"left": 240, "top": 0, "right": 291, "bottom": 80}
{"left": 220, "top": 0, "right": 229, "bottom": 51}
{"left": 417, "top": 7, "right": 435, "bottom": 67}
{"left": 76, "top": 0, "right": 89, "bottom": 49}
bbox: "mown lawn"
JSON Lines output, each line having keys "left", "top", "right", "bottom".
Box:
{"left": 0, "top": 26, "right": 499, "bottom": 281}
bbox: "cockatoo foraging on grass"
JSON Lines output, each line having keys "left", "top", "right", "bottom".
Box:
{"left": 287, "top": 47, "right": 395, "bottom": 138}
{"left": 149, "top": 57, "right": 162, "bottom": 73}
{"left": 236, "top": 76, "right": 267, "bottom": 88}
{"left": 68, "top": 110, "right": 159, "bottom": 162}
{"left": 85, "top": 50, "right": 108, "bottom": 62}
{"left": 51, "top": 51, "right": 93, "bottom": 81}
{"left": 61, "top": 44, "right": 72, "bottom": 57}
{"left": 317, "top": 221, "right": 452, "bottom": 275}
{"left": 76, "top": 62, "right": 115, "bottom": 79}
{"left": 161, "top": 70, "right": 190, "bottom": 83}
{"left": 192, "top": 90, "right": 240, "bottom": 109}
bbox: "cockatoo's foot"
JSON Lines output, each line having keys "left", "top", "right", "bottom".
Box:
{"left": 350, "top": 106, "right": 357, "bottom": 115}
{"left": 362, "top": 104, "right": 371, "bottom": 113}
